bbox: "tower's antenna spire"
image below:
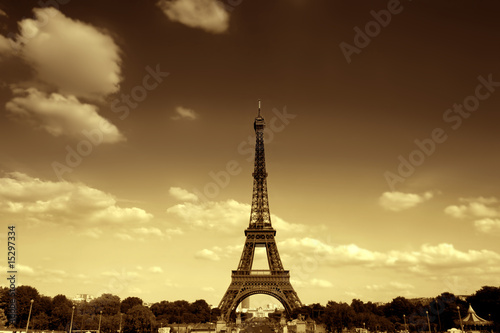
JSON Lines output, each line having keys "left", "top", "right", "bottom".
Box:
{"left": 258, "top": 99, "right": 261, "bottom": 117}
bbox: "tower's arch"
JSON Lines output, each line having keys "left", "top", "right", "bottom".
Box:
{"left": 228, "top": 289, "right": 294, "bottom": 317}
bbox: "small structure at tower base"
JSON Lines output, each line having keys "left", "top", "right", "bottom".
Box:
{"left": 455, "top": 304, "right": 493, "bottom": 332}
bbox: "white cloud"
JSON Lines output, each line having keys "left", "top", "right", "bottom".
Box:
{"left": 462, "top": 197, "right": 498, "bottom": 205}
{"left": 445, "top": 197, "right": 500, "bottom": 233}
{"left": 115, "top": 226, "right": 182, "bottom": 242}
{"left": 167, "top": 198, "right": 310, "bottom": 234}
{"left": 157, "top": 0, "right": 229, "bottom": 34}
{"left": 0, "top": 264, "right": 74, "bottom": 285}
{"left": 127, "top": 287, "right": 143, "bottom": 294}
{"left": 444, "top": 205, "right": 468, "bottom": 219}
{"left": 390, "top": 281, "right": 415, "bottom": 290}
{"left": 169, "top": 187, "right": 198, "bottom": 201}
{"left": 195, "top": 248, "right": 221, "bottom": 261}
{"left": 115, "top": 233, "right": 134, "bottom": 241}
{"left": 15, "top": 7, "right": 121, "bottom": 99}
{"left": 133, "top": 227, "right": 163, "bottom": 236}
{"left": 101, "top": 270, "right": 139, "bottom": 278}
{"left": 167, "top": 199, "right": 248, "bottom": 232}
{"left": 474, "top": 218, "right": 500, "bottom": 234}
{"left": 445, "top": 197, "right": 499, "bottom": 219}
{"left": 379, "top": 191, "right": 433, "bottom": 211}
{"left": 165, "top": 227, "right": 184, "bottom": 236}
{"left": 194, "top": 245, "right": 241, "bottom": 262}
{"left": 365, "top": 282, "right": 415, "bottom": 297}
{"left": 171, "top": 106, "right": 198, "bottom": 120}
{"left": 6, "top": 88, "right": 125, "bottom": 143}
{"left": 165, "top": 279, "right": 179, "bottom": 288}
{"left": 149, "top": 266, "right": 163, "bottom": 273}
{"left": 81, "top": 227, "right": 103, "bottom": 239}
{"left": 310, "top": 278, "right": 333, "bottom": 288}
{"left": 0, "top": 7, "right": 125, "bottom": 142}
{"left": 279, "top": 237, "right": 500, "bottom": 277}
{"left": 0, "top": 172, "right": 153, "bottom": 231}
{"left": 17, "top": 264, "right": 35, "bottom": 275}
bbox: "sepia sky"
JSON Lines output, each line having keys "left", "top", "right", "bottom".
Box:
{"left": 1, "top": 0, "right": 500, "bottom": 308}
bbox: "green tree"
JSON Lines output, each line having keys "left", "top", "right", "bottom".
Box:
{"left": 50, "top": 294, "right": 73, "bottom": 330}
{"left": 210, "top": 307, "right": 221, "bottom": 322}
{"left": 188, "top": 299, "right": 210, "bottom": 323}
{"left": 15, "top": 285, "right": 40, "bottom": 328}
{"left": 382, "top": 296, "right": 416, "bottom": 330}
{"left": 121, "top": 297, "right": 144, "bottom": 314}
{"left": 32, "top": 312, "right": 50, "bottom": 330}
{"left": 323, "top": 301, "right": 355, "bottom": 333}
{"left": 100, "top": 313, "right": 122, "bottom": 333}
{"left": 124, "top": 305, "right": 156, "bottom": 333}
{"left": 90, "top": 294, "right": 121, "bottom": 316}
{"left": 351, "top": 299, "right": 366, "bottom": 314}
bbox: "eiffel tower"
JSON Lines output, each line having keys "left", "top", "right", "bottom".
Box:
{"left": 218, "top": 101, "right": 302, "bottom": 320}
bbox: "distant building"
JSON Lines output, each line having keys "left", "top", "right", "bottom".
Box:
{"left": 408, "top": 297, "right": 433, "bottom": 306}
{"left": 73, "top": 294, "right": 95, "bottom": 302}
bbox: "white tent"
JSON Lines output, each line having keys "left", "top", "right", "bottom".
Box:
{"left": 456, "top": 304, "right": 493, "bottom": 331}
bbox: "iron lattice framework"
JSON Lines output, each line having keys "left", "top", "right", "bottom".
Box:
{"left": 218, "top": 102, "right": 302, "bottom": 320}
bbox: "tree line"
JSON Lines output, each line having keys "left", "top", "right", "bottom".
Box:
{"left": 0, "top": 285, "right": 498, "bottom": 333}
{"left": 291, "top": 287, "right": 499, "bottom": 333}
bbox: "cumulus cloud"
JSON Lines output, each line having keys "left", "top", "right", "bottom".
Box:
{"left": 167, "top": 199, "right": 248, "bottom": 232}
{"left": 169, "top": 186, "right": 198, "bottom": 201}
{"left": 0, "top": 264, "right": 76, "bottom": 285}
{"left": 114, "top": 226, "right": 183, "bottom": 242}
{"left": 167, "top": 197, "right": 310, "bottom": 234}
{"left": 165, "top": 279, "right": 179, "bottom": 288}
{"left": 194, "top": 245, "right": 241, "bottom": 261}
{"left": 195, "top": 248, "right": 221, "bottom": 261}
{"left": 165, "top": 227, "right": 184, "bottom": 236}
{"left": 149, "top": 266, "right": 163, "bottom": 273}
{"left": 445, "top": 197, "right": 499, "bottom": 219}
{"left": 81, "top": 227, "right": 104, "bottom": 239}
{"left": 133, "top": 227, "right": 164, "bottom": 236}
{"left": 379, "top": 191, "right": 433, "bottom": 211}
{"left": 279, "top": 237, "right": 500, "bottom": 277}
{"left": 15, "top": 7, "right": 121, "bottom": 99}
{"left": 310, "top": 278, "right": 333, "bottom": 288}
{"left": 171, "top": 106, "right": 198, "bottom": 120}
{"left": 0, "top": 172, "right": 153, "bottom": 232}
{"left": 474, "top": 218, "right": 500, "bottom": 234}
{"left": 6, "top": 88, "right": 125, "bottom": 143}
{"left": 445, "top": 197, "right": 500, "bottom": 234}
{"left": 157, "top": 0, "right": 229, "bottom": 34}
{"left": 366, "top": 281, "right": 415, "bottom": 291}
{"left": 115, "top": 233, "right": 134, "bottom": 241}
{"left": 17, "top": 264, "right": 35, "bottom": 275}
{"left": 0, "top": 7, "right": 125, "bottom": 142}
